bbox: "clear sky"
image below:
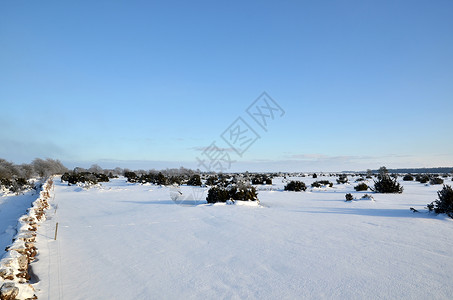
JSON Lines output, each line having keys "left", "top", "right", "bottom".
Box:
{"left": 1, "top": 0, "right": 452, "bottom": 172}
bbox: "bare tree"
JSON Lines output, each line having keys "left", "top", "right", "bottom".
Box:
{"left": 0, "top": 159, "right": 20, "bottom": 179}
{"left": 378, "top": 166, "right": 389, "bottom": 177}
{"left": 32, "top": 158, "right": 67, "bottom": 178}
{"left": 88, "top": 164, "right": 103, "bottom": 173}
{"left": 18, "top": 163, "right": 35, "bottom": 179}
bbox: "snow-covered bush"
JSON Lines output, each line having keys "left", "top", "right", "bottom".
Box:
{"left": 354, "top": 183, "right": 368, "bottom": 191}
{"left": 430, "top": 177, "right": 444, "bottom": 185}
{"left": 138, "top": 173, "right": 153, "bottom": 183}
{"left": 156, "top": 172, "right": 168, "bottom": 185}
{"left": 61, "top": 172, "right": 109, "bottom": 185}
{"left": 284, "top": 181, "right": 307, "bottom": 192}
{"left": 205, "top": 176, "right": 218, "bottom": 186}
{"left": 0, "top": 159, "right": 37, "bottom": 194}
{"left": 311, "top": 180, "right": 333, "bottom": 188}
{"left": 0, "top": 158, "right": 66, "bottom": 193}
{"left": 372, "top": 175, "right": 403, "bottom": 193}
{"left": 229, "top": 185, "right": 258, "bottom": 201}
{"left": 124, "top": 171, "right": 138, "bottom": 182}
{"left": 427, "top": 185, "right": 453, "bottom": 218}
{"left": 187, "top": 174, "right": 202, "bottom": 186}
{"left": 168, "top": 176, "right": 182, "bottom": 185}
{"left": 206, "top": 186, "right": 230, "bottom": 203}
{"left": 345, "top": 193, "right": 353, "bottom": 201}
{"left": 312, "top": 173, "right": 318, "bottom": 178}
{"left": 336, "top": 174, "right": 348, "bottom": 184}
{"left": 125, "top": 169, "right": 204, "bottom": 186}
{"left": 416, "top": 175, "right": 429, "bottom": 184}
{"left": 206, "top": 184, "right": 258, "bottom": 203}
{"left": 378, "top": 166, "right": 389, "bottom": 178}
{"left": 217, "top": 174, "right": 231, "bottom": 187}
{"left": 0, "top": 177, "right": 33, "bottom": 194}
{"left": 403, "top": 174, "right": 414, "bottom": 181}
{"left": 252, "top": 174, "right": 272, "bottom": 185}
{"left": 361, "top": 194, "right": 374, "bottom": 200}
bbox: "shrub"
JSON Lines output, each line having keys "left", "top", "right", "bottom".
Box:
{"left": 430, "top": 177, "right": 444, "bottom": 185}
{"left": 205, "top": 176, "right": 217, "bottom": 186}
{"left": 403, "top": 174, "right": 414, "bottom": 181}
{"left": 206, "top": 185, "right": 258, "bottom": 203}
{"left": 130, "top": 171, "right": 187, "bottom": 186}
{"left": 206, "top": 186, "right": 231, "bottom": 203}
{"left": 0, "top": 177, "right": 32, "bottom": 193}
{"left": 361, "top": 194, "right": 374, "bottom": 200}
{"left": 61, "top": 172, "right": 108, "bottom": 185}
{"left": 124, "top": 171, "right": 138, "bottom": 183}
{"left": 187, "top": 174, "right": 202, "bottom": 186}
{"left": 1, "top": 177, "right": 12, "bottom": 186}
{"left": 284, "top": 181, "right": 307, "bottom": 192}
{"left": 156, "top": 172, "right": 167, "bottom": 185}
{"left": 336, "top": 174, "right": 348, "bottom": 184}
{"left": 311, "top": 180, "right": 333, "bottom": 188}
{"left": 427, "top": 185, "right": 453, "bottom": 218}
{"left": 354, "top": 183, "right": 368, "bottom": 191}
{"left": 62, "top": 172, "right": 94, "bottom": 185}
{"left": 15, "top": 177, "right": 28, "bottom": 187}
{"left": 345, "top": 193, "right": 353, "bottom": 201}
{"left": 0, "top": 178, "right": 12, "bottom": 192}
{"left": 168, "top": 176, "right": 182, "bottom": 185}
{"left": 251, "top": 174, "right": 272, "bottom": 185}
{"left": 371, "top": 175, "right": 403, "bottom": 193}
{"left": 416, "top": 175, "right": 429, "bottom": 184}
{"left": 312, "top": 173, "right": 318, "bottom": 178}
{"left": 1, "top": 158, "right": 68, "bottom": 181}
{"left": 108, "top": 172, "right": 118, "bottom": 179}
{"left": 96, "top": 173, "right": 109, "bottom": 182}
{"left": 216, "top": 174, "right": 231, "bottom": 187}
{"left": 229, "top": 185, "right": 258, "bottom": 201}
{"left": 137, "top": 173, "right": 154, "bottom": 184}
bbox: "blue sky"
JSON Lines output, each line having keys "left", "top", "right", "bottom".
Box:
{"left": 1, "top": 0, "right": 452, "bottom": 172}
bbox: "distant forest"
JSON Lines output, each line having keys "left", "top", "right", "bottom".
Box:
{"left": 370, "top": 167, "right": 453, "bottom": 174}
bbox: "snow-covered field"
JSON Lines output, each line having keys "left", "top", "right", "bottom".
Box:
{"left": 17, "top": 176, "right": 453, "bottom": 299}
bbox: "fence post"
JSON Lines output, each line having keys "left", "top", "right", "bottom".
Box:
{"left": 54, "top": 222, "right": 59, "bottom": 240}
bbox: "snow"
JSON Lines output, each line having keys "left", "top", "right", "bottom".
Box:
{"left": 29, "top": 176, "right": 453, "bottom": 299}
{"left": 0, "top": 180, "right": 52, "bottom": 299}
{"left": 0, "top": 191, "right": 37, "bottom": 258}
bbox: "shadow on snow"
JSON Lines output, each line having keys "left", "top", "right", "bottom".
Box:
{"left": 295, "top": 207, "right": 447, "bottom": 219}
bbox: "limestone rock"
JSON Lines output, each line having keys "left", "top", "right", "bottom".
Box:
{"left": 0, "top": 282, "right": 19, "bottom": 300}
